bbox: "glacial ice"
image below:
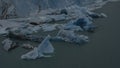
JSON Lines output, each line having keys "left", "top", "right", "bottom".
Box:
{"left": 56, "top": 30, "right": 89, "bottom": 44}
{"left": 72, "top": 18, "right": 96, "bottom": 32}
{"left": 2, "top": 38, "right": 17, "bottom": 51}
{"left": 0, "top": 0, "right": 111, "bottom": 60}
{"left": 21, "top": 35, "right": 54, "bottom": 60}
{"left": 41, "top": 24, "right": 58, "bottom": 32}
{"left": 0, "top": 0, "right": 109, "bottom": 18}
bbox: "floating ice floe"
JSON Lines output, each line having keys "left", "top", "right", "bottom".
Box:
{"left": 2, "top": 38, "right": 17, "bottom": 51}
{"left": 56, "top": 30, "right": 89, "bottom": 44}
{"left": 21, "top": 35, "right": 54, "bottom": 60}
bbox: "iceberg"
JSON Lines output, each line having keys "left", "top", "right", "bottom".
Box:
{"left": 21, "top": 35, "right": 54, "bottom": 60}
{"left": 2, "top": 38, "right": 17, "bottom": 51}
{"left": 73, "top": 18, "right": 96, "bottom": 32}
{"left": 37, "top": 35, "right": 54, "bottom": 54}
{"left": 56, "top": 30, "right": 89, "bottom": 44}
{"left": 62, "top": 20, "right": 83, "bottom": 31}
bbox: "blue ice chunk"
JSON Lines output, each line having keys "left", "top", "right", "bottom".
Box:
{"left": 37, "top": 35, "right": 54, "bottom": 54}
{"left": 73, "top": 18, "right": 87, "bottom": 29}
{"left": 73, "top": 18, "right": 96, "bottom": 32}
{"left": 21, "top": 35, "right": 54, "bottom": 60}
{"left": 56, "top": 30, "right": 89, "bottom": 44}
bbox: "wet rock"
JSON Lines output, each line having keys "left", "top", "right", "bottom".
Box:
{"left": 2, "top": 38, "right": 18, "bottom": 51}
{"left": 22, "top": 44, "right": 34, "bottom": 49}
{"left": 60, "top": 9, "right": 68, "bottom": 15}
{"left": 29, "top": 22, "right": 39, "bottom": 25}
{"left": 21, "top": 35, "right": 54, "bottom": 60}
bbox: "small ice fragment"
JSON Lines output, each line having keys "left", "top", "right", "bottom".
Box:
{"left": 2, "top": 38, "right": 17, "bottom": 51}
{"left": 21, "top": 47, "right": 39, "bottom": 60}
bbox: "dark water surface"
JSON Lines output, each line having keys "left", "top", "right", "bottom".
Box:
{"left": 0, "top": 2, "right": 120, "bottom": 68}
